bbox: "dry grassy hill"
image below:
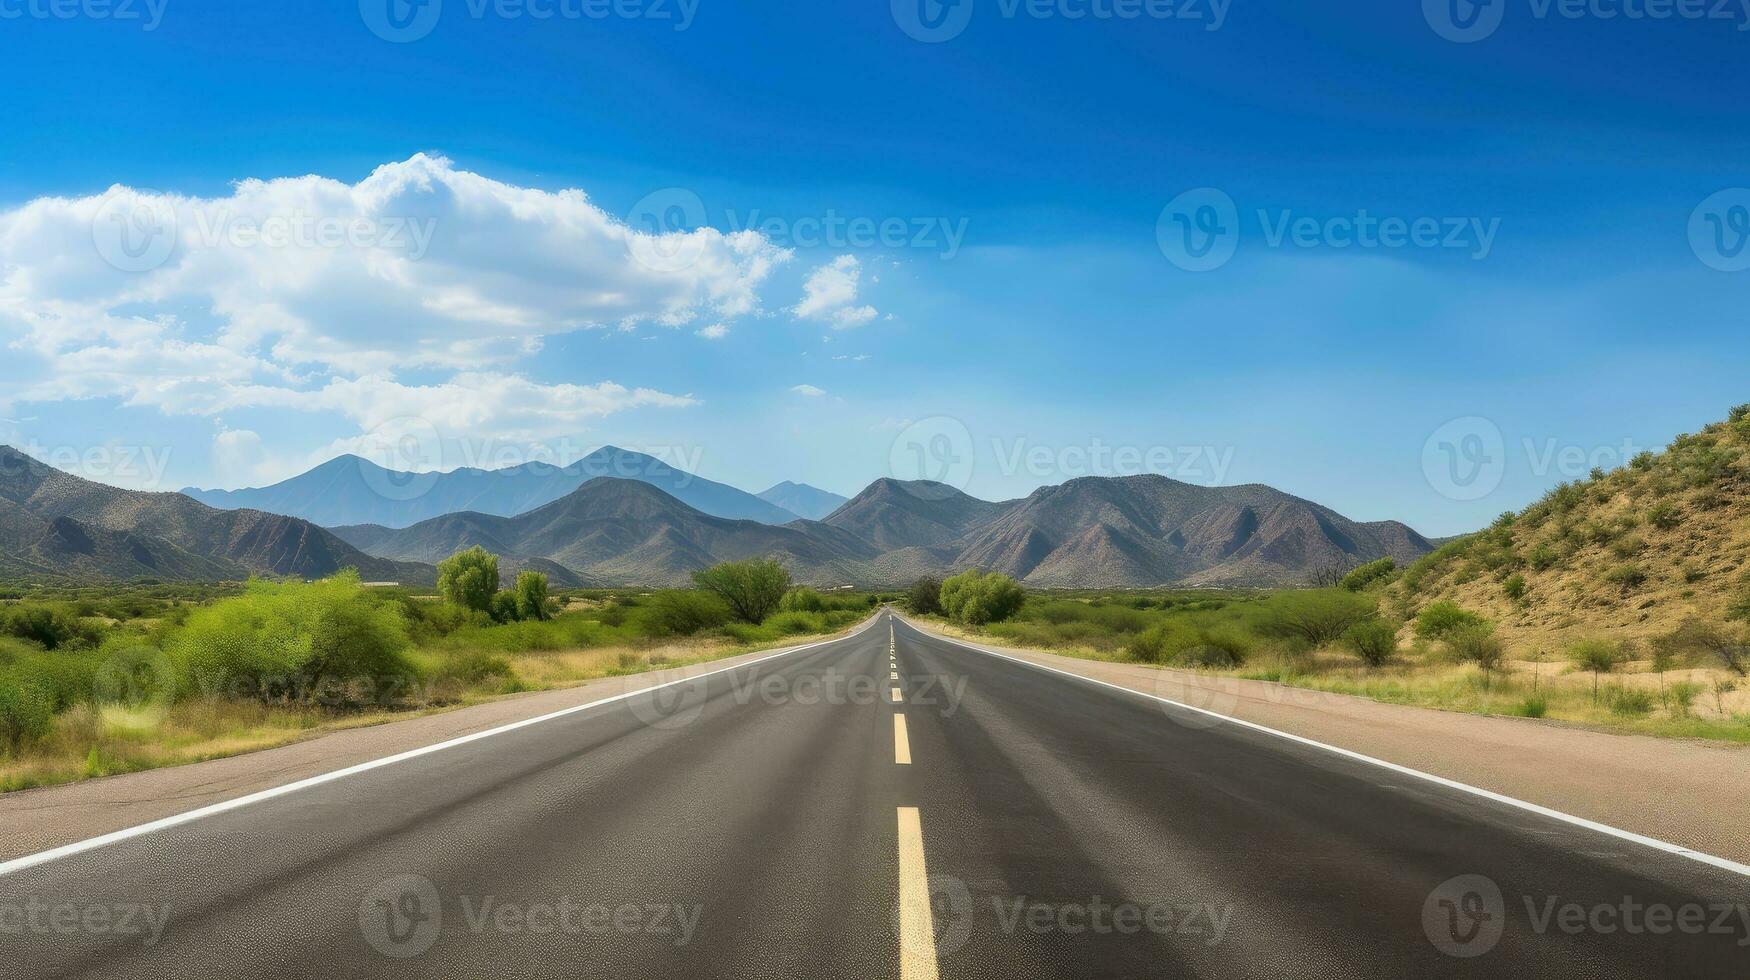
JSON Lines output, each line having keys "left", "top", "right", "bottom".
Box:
{"left": 1393, "top": 405, "right": 1750, "bottom": 651}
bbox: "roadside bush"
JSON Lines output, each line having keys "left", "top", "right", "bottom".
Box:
{"left": 1339, "top": 558, "right": 1397, "bottom": 592}
{"left": 779, "top": 587, "right": 826, "bottom": 613}
{"left": 939, "top": 570, "right": 1025, "bottom": 626}
{"left": 0, "top": 678, "right": 52, "bottom": 754}
{"left": 906, "top": 578, "right": 943, "bottom": 616}
{"left": 1447, "top": 624, "right": 1505, "bottom": 675}
{"left": 437, "top": 547, "right": 501, "bottom": 614}
{"left": 1413, "top": 601, "right": 1487, "bottom": 642}
{"left": 1609, "top": 688, "right": 1656, "bottom": 718}
{"left": 640, "top": 590, "right": 733, "bottom": 637}
{"left": 1257, "top": 589, "right": 1376, "bottom": 648}
{"left": 693, "top": 559, "right": 791, "bottom": 624}
{"left": 1569, "top": 639, "right": 1621, "bottom": 701}
{"left": 1513, "top": 695, "right": 1548, "bottom": 719}
{"left": 1341, "top": 620, "right": 1398, "bottom": 667}
{"left": 1172, "top": 631, "right": 1250, "bottom": 668}
{"left": 168, "top": 573, "right": 417, "bottom": 706}
{"left": 1604, "top": 563, "right": 1648, "bottom": 591}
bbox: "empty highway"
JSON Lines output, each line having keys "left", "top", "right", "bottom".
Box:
{"left": 2, "top": 609, "right": 1746, "bottom": 978}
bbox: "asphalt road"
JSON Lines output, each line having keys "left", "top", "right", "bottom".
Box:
{"left": 3, "top": 609, "right": 1747, "bottom": 978}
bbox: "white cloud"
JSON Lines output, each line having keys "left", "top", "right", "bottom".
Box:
{"left": 0, "top": 155, "right": 755, "bottom": 450}
{"left": 792, "top": 255, "right": 877, "bottom": 329}
{"left": 696, "top": 323, "right": 729, "bottom": 339}
{"left": 790, "top": 384, "right": 826, "bottom": 397}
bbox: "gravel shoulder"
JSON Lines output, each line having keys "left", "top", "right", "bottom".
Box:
{"left": 904, "top": 616, "right": 1750, "bottom": 866}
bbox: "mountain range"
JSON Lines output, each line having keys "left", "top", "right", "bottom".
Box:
{"left": 331, "top": 472, "right": 1433, "bottom": 589}
{"left": 5, "top": 445, "right": 1434, "bottom": 588}
{"left": 0, "top": 447, "right": 430, "bottom": 585}
{"left": 182, "top": 447, "right": 805, "bottom": 529}
{"left": 755, "top": 481, "right": 848, "bottom": 521}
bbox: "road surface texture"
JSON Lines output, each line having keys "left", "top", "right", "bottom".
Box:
{"left": 3, "top": 610, "right": 1746, "bottom": 978}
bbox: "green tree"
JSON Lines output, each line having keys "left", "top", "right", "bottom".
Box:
{"left": 939, "top": 570, "right": 1024, "bottom": 626}
{"left": 693, "top": 559, "right": 791, "bottom": 624}
{"left": 1339, "top": 558, "right": 1397, "bottom": 592}
{"left": 1413, "top": 601, "right": 1488, "bottom": 641}
{"left": 1569, "top": 639, "right": 1621, "bottom": 702}
{"left": 514, "top": 571, "right": 552, "bottom": 621}
{"left": 906, "top": 577, "right": 943, "bottom": 616}
{"left": 438, "top": 546, "right": 500, "bottom": 614}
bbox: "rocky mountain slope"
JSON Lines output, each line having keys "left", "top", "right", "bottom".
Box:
{"left": 0, "top": 447, "right": 431, "bottom": 585}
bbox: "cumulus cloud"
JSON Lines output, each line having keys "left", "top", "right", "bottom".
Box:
{"left": 0, "top": 155, "right": 767, "bottom": 451}
{"left": 696, "top": 323, "right": 729, "bottom": 340}
{"left": 790, "top": 384, "right": 826, "bottom": 397}
{"left": 792, "top": 255, "right": 877, "bottom": 329}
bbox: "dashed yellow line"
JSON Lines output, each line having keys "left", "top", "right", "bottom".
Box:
{"left": 890, "top": 686, "right": 902, "bottom": 703}
{"left": 896, "top": 806, "right": 939, "bottom": 980}
{"left": 893, "top": 714, "right": 912, "bottom": 765}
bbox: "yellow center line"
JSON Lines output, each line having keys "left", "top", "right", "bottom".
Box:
{"left": 896, "top": 806, "right": 939, "bottom": 980}
{"left": 890, "top": 686, "right": 902, "bottom": 703}
{"left": 893, "top": 715, "right": 912, "bottom": 765}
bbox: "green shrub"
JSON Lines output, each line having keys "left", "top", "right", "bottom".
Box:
{"left": 640, "top": 590, "right": 733, "bottom": 637}
{"left": 1609, "top": 688, "right": 1656, "bottom": 718}
{"left": 693, "top": 559, "right": 791, "bottom": 624}
{"left": 1413, "top": 601, "right": 1488, "bottom": 641}
{"left": 0, "top": 678, "right": 52, "bottom": 753}
{"left": 779, "top": 587, "right": 826, "bottom": 613}
{"left": 1527, "top": 545, "right": 1559, "bottom": 571}
{"left": 1669, "top": 681, "right": 1704, "bottom": 716}
{"left": 940, "top": 570, "right": 1025, "bottom": 626}
{"left": 1339, "top": 558, "right": 1397, "bottom": 593}
{"left": 906, "top": 578, "right": 943, "bottom": 616}
{"left": 1257, "top": 589, "right": 1376, "bottom": 647}
{"left": 1647, "top": 503, "right": 1682, "bottom": 531}
{"left": 1503, "top": 574, "right": 1527, "bottom": 602}
{"left": 430, "top": 649, "right": 513, "bottom": 687}
{"left": 1604, "top": 563, "right": 1647, "bottom": 590}
{"left": 1513, "top": 695, "right": 1548, "bottom": 718}
{"left": 168, "top": 572, "right": 417, "bottom": 707}
{"left": 2, "top": 603, "right": 101, "bottom": 650}
{"left": 437, "top": 547, "right": 501, "bottom": 614}
{"left": 1172, "top": 633, "right": 1249, "bottom": 668}
{"left": 1341, "top": 620, "right": 1398, "bottom": 667}
{"left": 1127, "top": 623, "right": 1248, "bottom": 667}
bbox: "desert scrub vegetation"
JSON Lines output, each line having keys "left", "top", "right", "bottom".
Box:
{"left": 928, "top": 583, "right": 1750, "bottom": 741}
{"left": 1389, "top": 404, "right": 1750, "bottom": 656}
{"left": 0, "top": 555, "right": 877, "bottom": 791}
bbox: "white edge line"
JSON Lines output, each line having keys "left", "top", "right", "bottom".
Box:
{"left": 896, "top": 615, "right": 1750, "bottom": 881}
{"left": 0, "top": 613, "right": 887, "bottom": 878}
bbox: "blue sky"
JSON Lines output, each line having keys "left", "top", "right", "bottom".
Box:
{"left": 1, "top": 0, "right": 1747, "bottom": 535}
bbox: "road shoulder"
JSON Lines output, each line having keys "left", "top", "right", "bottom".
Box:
{"left": 903, "top": 616, "right": 1750, "bottom": 866}
{"left": 0, "top": 623, "right": 873, "bottom": 864}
